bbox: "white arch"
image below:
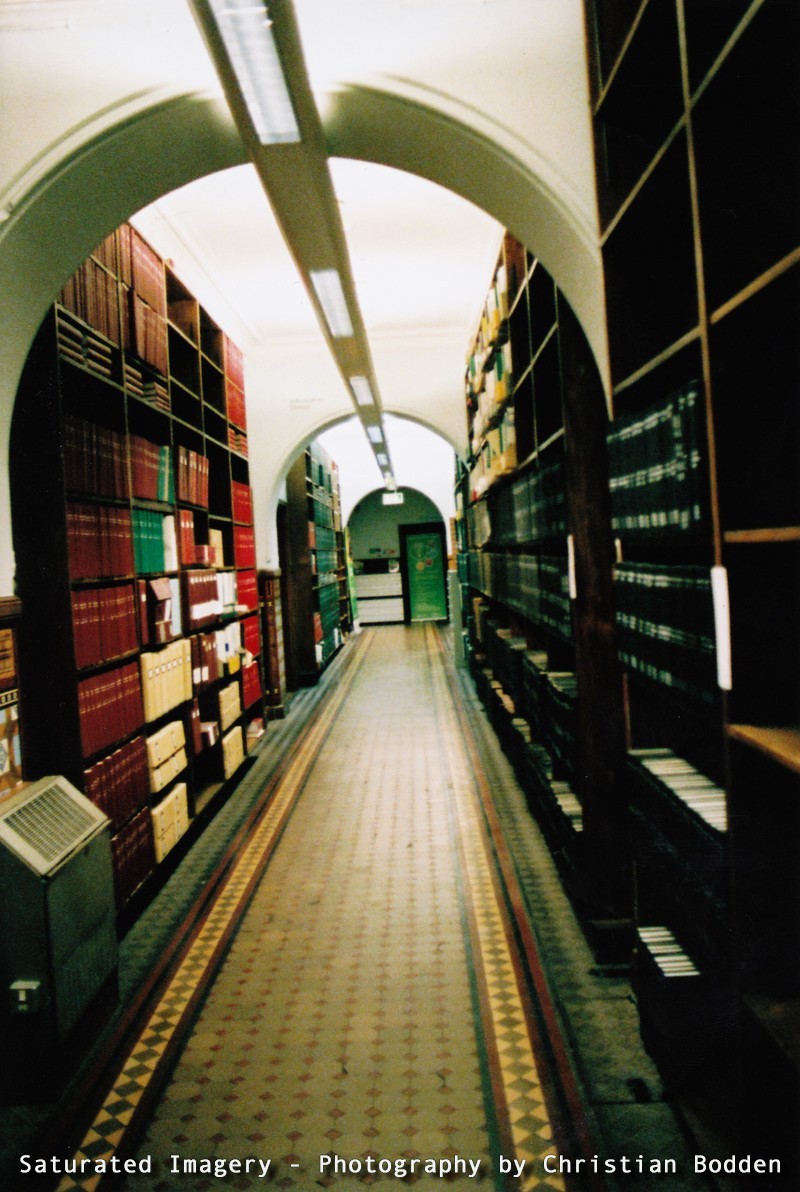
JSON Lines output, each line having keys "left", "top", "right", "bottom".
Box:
{"left": 0, "top": 72, "right": 605, "bottom": 589}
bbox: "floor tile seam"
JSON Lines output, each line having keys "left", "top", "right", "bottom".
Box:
{"left": 51, "top": 630, "right": 378, "bottom": 1192}
{"left": 425, "top": 627, "right": 566, "bottom": 1192}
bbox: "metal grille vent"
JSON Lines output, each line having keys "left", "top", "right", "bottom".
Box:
{"left": 2, "top": 783, "right": 98, "bottom": 872}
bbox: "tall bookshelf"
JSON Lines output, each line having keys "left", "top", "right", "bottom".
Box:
{"left": 459, "top": 231, "right": 627, "bottom": 942}
{"left": 10, "top": 224, "right": 265, "bottom": 919}
{"left": 585, "top": 0, "right": 799, "bottom": 1163}
{"left": 285, "top": 444, "right": 351, "bottom": 685}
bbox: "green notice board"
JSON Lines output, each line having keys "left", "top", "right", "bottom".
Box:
{"left": 406, "top": 530, "right": 447, "bottom": 621}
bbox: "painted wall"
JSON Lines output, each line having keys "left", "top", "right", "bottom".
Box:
{"left": 348, "top": 490, "right": 442, "bottom": 562}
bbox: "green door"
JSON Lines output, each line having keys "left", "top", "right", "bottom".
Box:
{"left": 405, "top": 530, "right": 447, "bottom": 622}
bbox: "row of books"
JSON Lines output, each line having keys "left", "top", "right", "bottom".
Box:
{"left": 83, "top": 735, "right": 150, "bottom": 832}
{"left": 129, "top": 291, "right": 169, "bottom": 376}
{"left": 67, "top": 503, "right": 134, "bottom": 580}
{"left": 233, "top": 525, "right": 256, "bottom": 570}
{"left": 191, "top": 631, "right": 224, "bottom": 692}
{"left": 130, "top": 434, "right": 174, "bottom": 503}
{"left": 72, "top": 584, "right": 139, "bottom": 670}
{"left": 176, "top": 446, "right": 210, "bottom": 508}
{"left": 241, "top": 659, "right": 263, "bottom": 710}
{"left": 140, "top": 638, "right": 193, "bottom": 723}
{"left": 242, "top": 612, "right": 261, "bottom": 659}
{"left": 183, "top": 569, "right": 238, "bottom": 629}
{"left": 232, "top": 479, "right": 253, "bottom": 526}
{"left": 628, "top": 748, "right": 728, "bottom": 917}
{"left": 222, "top": 725, "right": 245, "bottom": 778}
{"left": 467, "top": 550, "right": 572, "bottom": 640}
{"left": 608, "top": 381, "right": 708, "bottom": 539}
{"left": 151, "top": 781, "right": 190, "bottom": 863}
{"left": 127, "top": 226, "right": 167, "bottom": 320}
{"left": 111, "top": 805, "right": 156, "bottom": 909}
{"left": 489, "top": 454, "right": 567, "bottom": 547}
{"left": 178, "top": 510, "right": 197, "bottom": 567}
{"left": 132, "top": 509, "right": 178, "bottom": 574}
{"left": 614, "top": 562, "right": 717, "bottom": 707}
{"left": 124, "top": 360, "right": 169, "bottom": 411}
{"left": 218, "top": 680, "right": 242, "bottom": 733}
{"left": 146, "top": 719, "right": 188, "bottom": 795}
{"left": 229, "top": 426, "right": 248, "bottom": 457}
{"left": 64, "top": 413, "right": 129, "bottom": 500}
{"left": 137, "top": 576, "right": 182, "bottom": 646}
{"left": 237, "top": 570, "right": 258, "bottom": 611}
{"left": 78, "top": 661, "right": 144, "bottom": 759}
{"left": 57, "top": 315, "right": 114, "bottom": 381}
{"left": 469, "top": 342, "right": 514, "bottom": 445}
{"left": 225, "top": 336, "right": 245, "bottom": 393}
{"left": 469, "top": 405, "right": 517, "bottom": 499}
{"left": 60, "top": 257, "right": 121, "bottom": 346}
{"left": 226, "top": 376, "right": 247, "bottom": 430}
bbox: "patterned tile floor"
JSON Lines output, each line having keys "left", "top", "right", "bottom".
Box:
{"left": 53, "top": 626, "right": 583, "bottom": 1191}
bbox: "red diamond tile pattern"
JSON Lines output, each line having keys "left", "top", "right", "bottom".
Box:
{"left": 57, "top": 627, "right": 574, "bottom": 1191}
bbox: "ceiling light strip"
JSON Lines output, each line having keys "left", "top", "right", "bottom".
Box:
{"left": 208, "top": 0, "right": 301, "bottom": 144}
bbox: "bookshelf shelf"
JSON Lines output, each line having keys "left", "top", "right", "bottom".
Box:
{"left": 10, "top": 222, "right": 265, "bottom": 924}
{"left": 727, "top": 725, "right": 800, "bottom": 776}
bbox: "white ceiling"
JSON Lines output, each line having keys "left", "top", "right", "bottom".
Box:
{"left": 138, "top": 159, "right": 502, "bottom": 352}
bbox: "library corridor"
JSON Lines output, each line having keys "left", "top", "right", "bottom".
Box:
{"left": 11, "top": 625, "right": 710, "bottom": 1192}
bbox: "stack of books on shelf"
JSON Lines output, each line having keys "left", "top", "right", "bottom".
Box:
{"left": 190, "top": 632, "right": 221, "bottom": 692}
{"left": 151, "top": 782, "right": 190, "bottom": 863}
{"left": 71, "top": 584, "right": 139, "bottom": 668}
{"left": 607, "top": 381, "right": 707, "bottom": 538}
{"left": 176, "top": 447, "right": 210, "bottom": 507}
{"left": 64, "top": 413, "right": 129, "bottom": 499}
{"left": 139, "top": 639, "right": 192, "bottom": 722}
{"left": 232, "top": 479, "right": 253, "bottom": 524}
{"left": 59, "top": 259, "right": 121, "bottom": 347}
{"left": 83, "top": 736, "right": 150, "bottom": 831}
{"left": 538, "top": 556, "right": 572, "bottom": 640}
{"left": 222, "top": 725, "right": 245, "bottom": 778}
{"left": 132, "top": 509, "right": 177, "bottom": 574}
{"left": 237, "top": 570, "right": 258, "bottom": 612}
{"left": 544, "top": 672, "right": 579, "bottom": 782}
{"left": 123, "top": 360, "right": 169, "bottom": 411}
{"left": 218, "top": 680, "right": 242, "bottom": 733}
{"left": 145, "top": 720, "right": 187, "bottom": 795}
{"left": 67, "top": 503, "right": 134, "bottom": 579}
{"left": 233, "top": 525, "right": 256, "bottom": 570}
{"left": 130, "top": 435, "right": 174, "bottom": 503}
{"left": 614, "top": 562, "right": 717, "bottom": 706}
{"left": 77, "top": 662, "right": 144, "bottom": 758}
{"left": 111, "top": 807, "right": 156, "bottom": 909}
{"left": 241, "top": 659, "right": 263, "bottom": 710}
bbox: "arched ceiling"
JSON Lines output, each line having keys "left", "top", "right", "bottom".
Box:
{"left": 0, "top": 0, "right": 605, "bottom": 582}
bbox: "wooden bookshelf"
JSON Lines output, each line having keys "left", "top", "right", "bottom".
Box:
{"left": 457, "top": 231, "right": 627, "bottom": 938}
{"left": 585, "top": 0, "right": 800, "bottom": 1166}
{"left": 10, "top": 225, "right": 265, "bottom": 919}
{"left": 284, "top": 444, "right": 351, "bottom": 685}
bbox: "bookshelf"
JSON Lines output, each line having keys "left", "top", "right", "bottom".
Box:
{"left": 585, "top": 0, "right": 799, "bottom": 1163}
{"left": 285, "top": 444, "right": 351, "bottom": 685}
{"left": 10, "top": 224, "right": 266, "bottom": 919}
{"left": 458, "top": 231, "right": 626, "bottom": 943}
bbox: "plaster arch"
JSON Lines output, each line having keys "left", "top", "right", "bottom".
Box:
{"left": 0, "top": 75, "right": 605, "bottom": 591}
{"left": 257, "top": 410, "right": 457, "bottom": 568}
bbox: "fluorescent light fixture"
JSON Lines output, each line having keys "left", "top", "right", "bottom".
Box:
{"left": 376, "top": 452, "right": 389, "bottom": 466}
{"left": 383, "top": 491, "right": 404, "bottom": 506}
{"left": 310, "top": 269, "right": 354, "bottom": 338}
{"left": 366, "top": 426, "right": 383, "bottom": 444}
{"left": 210, "top": 1, "right": 301, "bottom": 145}
{"left": 350, "top": 376, "right": 375, "bottom": 408}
